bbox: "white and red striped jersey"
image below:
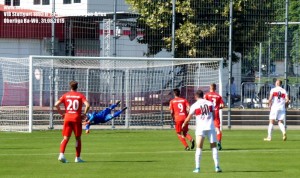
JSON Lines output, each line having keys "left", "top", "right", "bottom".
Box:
{"left": 270, "top": 86, "right": 288, "bottom": 111}
{"left": 189, "top": 99, "right": 215, "bottom": 131}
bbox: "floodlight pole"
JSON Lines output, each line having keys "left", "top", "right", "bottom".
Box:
{"left": 113, "top": 0, "right": 117, "bottom": 57}
{"left": 111, "top": 0, "right": 117, "bottom": 129}
{"left": 49, "top": 0, "right": 56, "bottom": 130}
{"left": 297, "top": 33, "right": 299, "bottom": 84}
{"left": 284, "top": 0, "right": 288, "bottom": 92}
{"left": 259, "top": 42, "right": 262, "bottom": 107}
{"left": 284, "top": 0, "right": 289, "bottom": 128}
{"left": 51, "top": 0, "right": 55, "bottom": 56}
{"left": 259, "top": 42, "right": 262, "bottom": 85}
{"left": 169, "top": 0, "right": 176, "bottom": 129}
{"left": 227, "top": 0, "right": 233, "bottom": 129}
{"left": 171, "top": 0, "right": 176, "bottom": 58}
{"left": 296, "top": 33, "right": 299, "bottom": 108}
{"left": 171, "top": 0, "right": 176, "bottom": 88}
{"left": 268, "top": 32, "right": 271, "bottom": 79}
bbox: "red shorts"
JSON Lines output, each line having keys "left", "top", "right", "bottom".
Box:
{"left": 62, "top": 121, "right": 82, "bottom": 137}
{"left": 214, "top": 110, "right": 220, "bottom": 129}
{"left": 175, "top": 120, "right": 188, "bottom": 133}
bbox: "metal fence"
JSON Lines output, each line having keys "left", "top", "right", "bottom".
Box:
{"left": 238, "top": 82, "right": 300, "bottom": 109}
{"left": 0, "top": 1, "right": 300, "bottom": 130}
{"left": 0, "top": 1, "right": 299, "bottom": 81}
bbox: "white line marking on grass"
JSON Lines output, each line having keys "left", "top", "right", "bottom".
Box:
{"left": 0, "top": 149, "right": 299, "bottom": 156}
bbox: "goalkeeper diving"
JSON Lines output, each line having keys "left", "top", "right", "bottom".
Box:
{"left": 83, "top": 100, "right": 127, "bottom": 133}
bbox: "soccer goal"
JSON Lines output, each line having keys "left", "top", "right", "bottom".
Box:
{"left": 0, "top": 56, "right": 223, "bottom": 132}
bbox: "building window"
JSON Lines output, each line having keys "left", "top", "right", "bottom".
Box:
{"left": 63, "top": 0, "right": 71, "bottom": 4}
{"left": 13, "top": 0, "right": 20, "bottom": 6}
{"left": 33, "top": 0, "right": 40, "bottom": 5}
{"left": 5, "top": 0, "right": 11, "bottom": 5}
{"left": 42, "top": 0, "right": 49, "bottom": 5}
{"left": 74, "top": 0, "right": 81, "bottom": 3}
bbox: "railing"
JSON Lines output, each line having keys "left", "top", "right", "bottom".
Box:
{"left": 239, "top": 82, "right": 300, "bottom": 109}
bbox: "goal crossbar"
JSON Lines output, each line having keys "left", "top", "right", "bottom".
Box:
{"left": 30, "top": 55, "right": 223, "bottom": 62}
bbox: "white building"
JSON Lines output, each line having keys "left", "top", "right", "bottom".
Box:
{"left": 0, "top": 0, "right": 163, "bottom": 58}
{"left": 0, "top": 0, "right": 131, "bottom": 15}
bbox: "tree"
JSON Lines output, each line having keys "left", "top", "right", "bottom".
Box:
{"left": 269, "top": 0, "right": 300, "bottom": 76}
{"left": 126, "top": 0, "right": 209, "bottom": 58}
{"left": 125, "top": 0, "right": 276, "bottom": 64}
{"left": 289, "top": 0, "right": 300, "bottom": 76}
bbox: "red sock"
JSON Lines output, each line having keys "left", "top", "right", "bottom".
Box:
{"left": 76, "top": 140, "right": 81, "bottom": 157}
{"left": 177, "top": 134, "right": 188, "bottom": 148}
{"left": 60, "top": 139, "right": 69, "bottom": 153}
{"left": 184, "top": 133, "right": 193, "bottom": 142}
{"left": 215, "top": 127, "right": 222, "bottom": 142}
{"left": 217, "top": 132, "right": 222, "bottom": 142}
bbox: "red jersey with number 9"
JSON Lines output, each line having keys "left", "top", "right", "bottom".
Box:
{"left": 169, "top": 97, "right": 189, "bottom": 121}
{"left": 59, "top": 91, "right": 87, "bottom": 122}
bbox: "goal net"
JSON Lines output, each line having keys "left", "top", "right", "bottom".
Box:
{"left": 0, "top": 56, "right": 223, "bottom": 132}
{"left": 0, "top": 58, "right": 30, "bottom": 132}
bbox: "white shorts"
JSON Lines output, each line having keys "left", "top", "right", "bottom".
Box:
{"left": 269, "top": 109, "right": 286, "bottom": 121}
{"left": 195, "top": 129, "right": 217, "bottom": 143}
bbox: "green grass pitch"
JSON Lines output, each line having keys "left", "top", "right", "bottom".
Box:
{"left": 0, "top": 129, "right": 299, "bottom": 178}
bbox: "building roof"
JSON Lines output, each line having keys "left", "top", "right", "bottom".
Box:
{"left": 0, "top": 4, "right": 139, "bottom": 40}
{"left": 0, "top": 4, "right": 51, "bottom": 17}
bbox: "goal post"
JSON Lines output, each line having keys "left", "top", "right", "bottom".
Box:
{"left": 1, "top": 56, "right": 223, "bottom": 132}
{"left": 29, "top": 56, "right": 33, "bottom": 133}
{"left": 219, "top": 59, "right": 224, "bottom": 130}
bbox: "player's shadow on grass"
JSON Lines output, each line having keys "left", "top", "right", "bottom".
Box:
{"left": 87, "top": 160, "right": 158, "bottom": 163}
{"left": 223, "top": 147, "right": 285, "bottom": 151}
{"left": 94, "top": 131, "right": 140, "bottom": 135}
{"left": 0, "top": 147, "right": 41, "bottom": 150}
{"left": 282, "top": 139, "right": 300, "bottom": 142}
{"left": 227, "top": 170, "right": 282, "bottom": 173}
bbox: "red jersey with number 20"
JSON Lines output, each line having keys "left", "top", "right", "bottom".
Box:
{"left": 59, "top": 91, "right": 87, "bottom": 122}
{"left": 169, "top": 97, "right": 189, "bottom": 121}
{"left": 189, "top": 99, "right": 214, "bottom": 131}
{"left": 204, "top": 92, "right": 224, "bottom": 111}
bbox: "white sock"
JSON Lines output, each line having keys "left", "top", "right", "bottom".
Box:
{"left": 267, "top": 123, "right": 273, "bottom": 138}
{"left": 59, "top": 153, "right": 64, "bottom": 157}
{"left": 195, "top": 148, "right": 202, "bottom": 169}
{"left": 278, "top": 122, "right": 286, "bottom": 134}
{"left": 212, "top": 147, "right": 219, "bottom": 167}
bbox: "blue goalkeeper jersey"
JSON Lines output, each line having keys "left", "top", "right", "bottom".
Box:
{"left": 87, "top": 111, "right": 108, "bottom": 124}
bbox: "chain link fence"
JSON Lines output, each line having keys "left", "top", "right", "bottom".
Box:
{"left": 0, "top": 1, "right": 298, "bottom": 90}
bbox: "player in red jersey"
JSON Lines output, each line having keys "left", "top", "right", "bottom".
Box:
{"left": 169, "top": 88, "right": 195, "bottom": 151}
{"left": 204, "top": 83, "right": 224, "bottom": 150}
{"left": 55, "top": 81, "right": 90, "bottom": 163}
